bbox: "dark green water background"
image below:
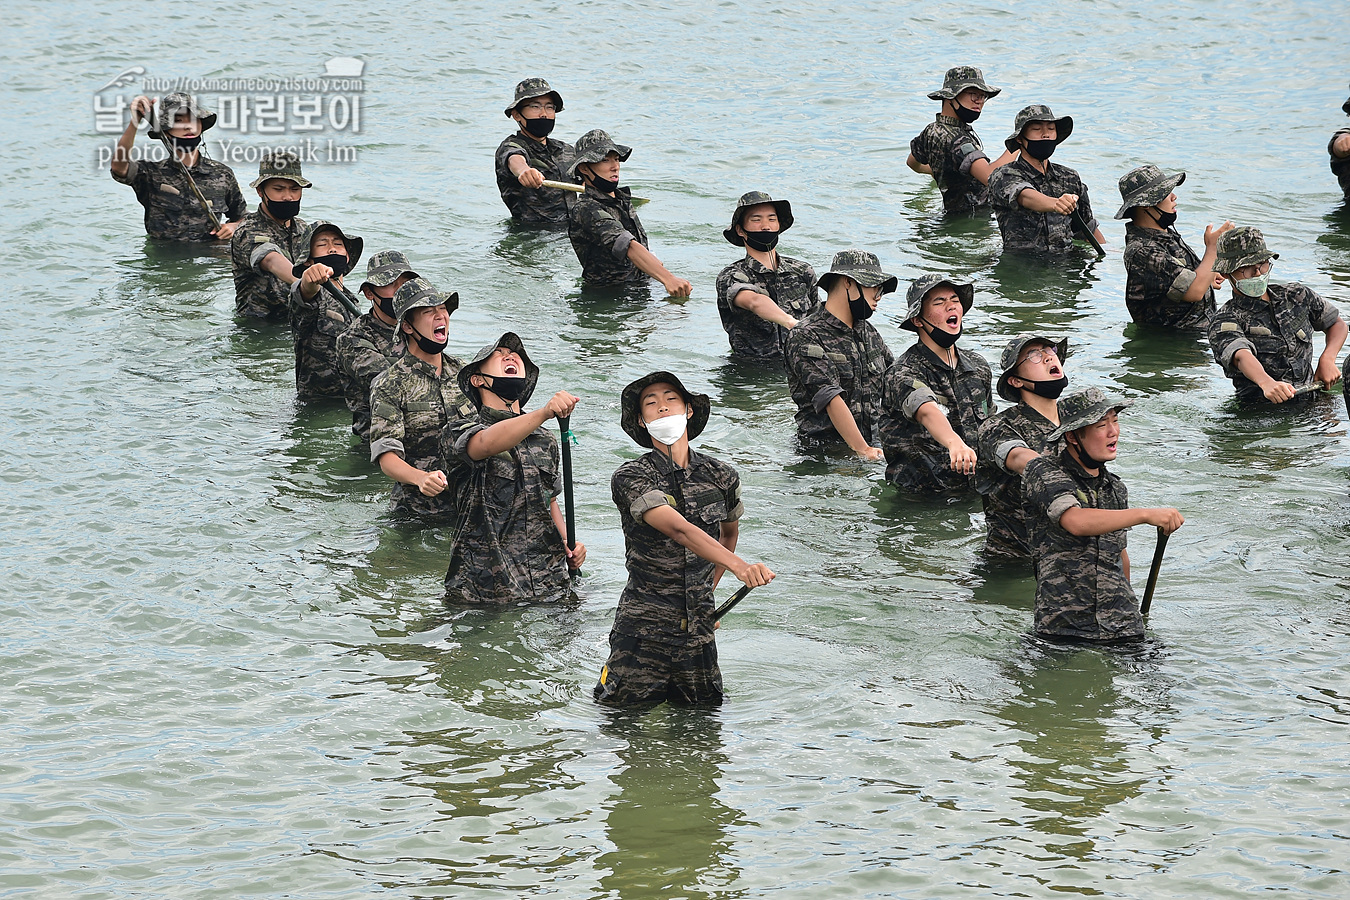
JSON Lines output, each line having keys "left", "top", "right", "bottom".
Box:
{"left": 4, "top": 1, "right": 1350, "bottom": 897}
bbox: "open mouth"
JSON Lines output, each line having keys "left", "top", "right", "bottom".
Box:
{"left": 432, "top": 324, "right": 448, "bottom": 341}
{"left": 1106, "top": 440, "right": 1118, "bottom": 454}
{"left": 945, "top": 313, "right": 960, "bottom": 329}
{"left": 1047, "top": 364, "right": 1062, "bottom": 377}
{"left": 502, "top": 359, "right": 520, "bottom": 375}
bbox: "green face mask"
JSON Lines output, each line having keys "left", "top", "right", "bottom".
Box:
{"left": 1235, "top": 273, "right": 1270, "bottom": 297}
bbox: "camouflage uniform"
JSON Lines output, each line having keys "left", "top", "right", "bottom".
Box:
{"left": 1023, "top": 447, "right": 1140, "bottom": 641}
{"left": 495, "top": 78, "right": 574, "bottom": 224}
{"left": 368, "top": 277, "right": 474, "bottom": 520}
{"left": 566, "top": 130, "right": 649, "bottom": 285}
{"left": 1208, "top": 282, "right": 1340, "bottom": 403}
{"left": 112, "top": 92, "right": 247, "bottom": 241}
{"left": 1207, "top": 227, "right": 1341, "bottom": 404}
{"left": 1122, "top": 224, "right": 1215, "bottom": 328}
{"left": 716, "top": 255, "right": 818, "bottom": 360}
{"left": 336, "top": 313, "right": 404, "bottom": 442}
{"left": 230, "top": 151, "right": 311, "bottom": 319}
{"left": 877, "top": 343, "right": 994, "bottom": 492}
{"left": 989, "top": 156, "right": 1098, "bottom": 255}
{"left": 783, "top": 250, "right": 898, "bottom": 447}
{"left": 988, "top": 105, "right": 1097, "bottom": 255}
{"left": 288, "top": 220, "right": 361, "bottom": 400}
{"left": 112, "top": 157, "right": 246, "bottom": 241}
{"left": 336, "top": 250, "right": 416, "bottom": 443}
{"left": 977, "top": 404, "right": 1061, "bottom": 559}
{"left": 715, "top": 191, "right": 817, "bottom": 360}
{"left": 1330, "top": 126, "right": 1350, "bottom": 200}
{"left": 495, "top": 134, "right": 575, "bottom": 226}
{"left": 784, "top": 307, "right": 893, "bottom": 445}
{"left": 595, "top": 372, "right": 738, "bottom": 706}
{"left": 442, "top": 334, "right": 571, "bottom": 605}
{"left": 910, "top": 115, "right": 991, "bottom": 214}
{"left": 598, "top": 449, "right": 742, "bottom": 705}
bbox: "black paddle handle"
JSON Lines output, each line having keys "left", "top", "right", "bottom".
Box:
{"left": 1140, "top": 527, "right": 1169, "bottom": 617}
{"left": 713, "top": 584, "right": 754, "bottom": 623}
{"left": 1073, "top": 209, "right": 1106, "bottom": 257}
{"left": 559, "top": 415, "right": 576, "bottom": 553}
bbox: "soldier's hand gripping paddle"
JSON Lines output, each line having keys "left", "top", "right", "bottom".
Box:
{"left": 558, "top": 414, "right": 579, "bottom": 574}
{"left": 1139, "top": 526, "right": 1170, "bottom": 618}
{"left": 541, "top": 180, "right": 649, "bottom": 207}
{"left": 289, "top": 261, "right": 364, "bottom": 318}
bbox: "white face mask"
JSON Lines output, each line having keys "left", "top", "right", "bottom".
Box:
{"left": 643, "top": 412, "right": 688, "bottom": 446}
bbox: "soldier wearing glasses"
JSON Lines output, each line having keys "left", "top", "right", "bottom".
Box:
{"left": 906, "top": 66, "right": 1014, "bottom": 215}
{"left": 494, "top": 78, "right": 575, "bottom": 226}
{"left": 1207, "top": 227, "right": 1346, "bottom": 405}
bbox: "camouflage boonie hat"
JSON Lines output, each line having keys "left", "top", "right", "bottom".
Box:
{"left": 504, "top": 77, "right": 564, "bottom": 117}
{"left": 293, "top": 219, "right": 364, "bottom": 274}
{"left": 1047, "top": 387, "right": 1133, "bottom": 442}
{"left": 620, "top": 371, "right": 711, "bottom": 449}
{"left": 816, "top": 250, "right": 898, "bottom": 295}
{"left": 927, "top": 66, "right": 1001, "bottom": 101}
{"left": 899, "top": 274, "right": 974, "bottom": 333}
{"left": 997, "top": 334, "right": 1070, "bottom": 402}
{"left": 458, "top": 332, "right": 540, "bottom": 409}
{"left": 392, "top": 276, "right": 460, "bottom": 336}
{"left": 147, "top": 91, "right": 217, "bottom": 139}
{"left": 249, "top": 149, "right": 313, "bottom": 189}
{"left": 723, "top": 191, "right": 795, "bottom": 245}
{"left": 567, "top": 129, "right": 632, "bottom": 179}
{"left": 1213, "top": 226, "right": 1279, "bottom": 275}
{"left": 1114, "top": 164, "right": 1186, "bottom": 219}
{"left": 360, "top": 250, "right": 419, "bottom": 292}
{"left": 1004, "top": 104, "right": 1074, "bottom": 155}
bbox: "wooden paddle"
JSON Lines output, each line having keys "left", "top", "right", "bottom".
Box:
{"left": 541, "top": 180, "right": 649, "bottom": 206}
{"left": 1139, "top": 527, "right": 1169, "bottom": 617}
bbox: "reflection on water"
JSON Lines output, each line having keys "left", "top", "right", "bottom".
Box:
{"left": 994, "top": 641, "right": 1171, "bottom": 866}
{"left": 597, "top": 707, "right": 744, "bottom": 899}
{"left": 1203, "top": 396, "right": 1345, "bottom": 472}
{"left": 1108, "top": 323, "right": 1213, "bottom": 396}
{"left": 986, "top": 252, "right": 1100, "bottom": 334}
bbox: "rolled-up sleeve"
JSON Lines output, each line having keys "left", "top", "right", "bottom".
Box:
{"left": 1208, "top": 318, "right": 1254, "bottom": 371}
{"left": 790, "top": 341, "right": 845, "bottom": 413}
{"left": 249, "top": 240, "right": 285, "bottom": 272}
{"left": 989, "top": 168, "right": 1033, "bottom": 211}
{"left": 953, "top": 138, "right": 988, "bottom": 176}
{"left": 1024, "top": 457, "right": 1080, "bottom": 527}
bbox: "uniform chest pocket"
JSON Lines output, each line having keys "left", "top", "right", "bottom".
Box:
{"left": 681, "top": 484, "right": 728, "bottom": 528}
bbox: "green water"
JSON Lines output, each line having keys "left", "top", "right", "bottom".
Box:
{"left": 4, "top": 1, "right": 1350, "bottom": 897}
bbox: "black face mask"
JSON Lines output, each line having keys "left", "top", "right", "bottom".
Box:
{"left": 1151, "top": 207, "right": 1178, "bottom": 228}
{"left": 847, "top": 287, "right": 875, "bottom": 322}
{"left": 953, "top": 103, "right": 981, "bottom": 124}
{"left": 523, "top": 116, "right": 555, "bottom": 138}
{"left": 1025, "top": 375, "right": 1068, "bottom": 399}
{"left": 921, "top": 317, "right": 961, "bottom": 350}
{"left": 409, "top": 325, "right": 447, "bottom": 355}
{"left": 742, "top": 230, "right": 779, "bottom": 252}
{"left": 586, "top": 171, "right": 619, "bottom": 194}
{"left": 482, "top": 374, "right": 528, "bottom": 403}
{"left": 169, "top": 134, "right": 202, "bottom": 153}
{"left": 266, "top": 196, "right": 301, "bottom": 221}
{"left": 1023, "top": 138, "right": 1057, "bottom": 161}
{"left": 311, "top": 253, "right": 349, "bottom": 277}
{"left": 372, "top": 293, "right": 397, "bottom": 319}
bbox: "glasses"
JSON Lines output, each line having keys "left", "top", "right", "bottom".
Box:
{"left": 520, "top": 101, "right": 556, "bottom": 114}
{"left": 1020, "top": 347, "right": 1060, "bottom": 366}
{"left": 1234, "top": 260, "right": 1274, "bottom": 279}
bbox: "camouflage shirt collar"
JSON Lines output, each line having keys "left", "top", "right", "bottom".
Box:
{"left": 646, "top": 444, "right": 706, "bottom": 475}
{"left": 740, "top": 253, "right": 779, "bottom": 275}
{"left": 480, "top": 405, "right": 522, "bottom": 423}
{"left": 914, "top": 340, "right": 976, "bottom": 372}
{"left": 584, "top": 184, "right": 633, "bottom": 206}
{"left": 935, "top": 113, "right": 969, "bottom": 129}
{"left": 406, "top": 350, "right": 450, "bottom": 378}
